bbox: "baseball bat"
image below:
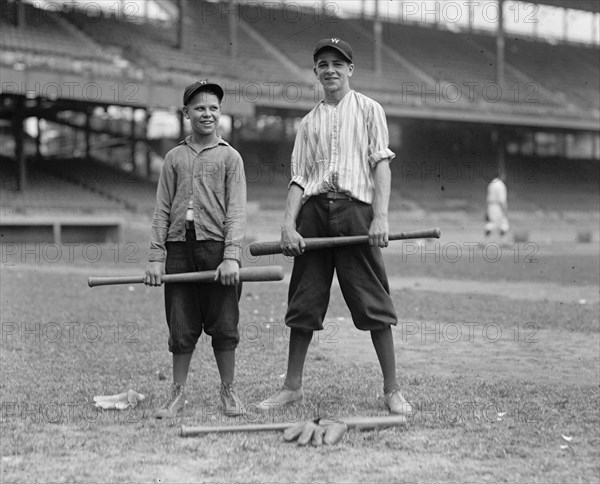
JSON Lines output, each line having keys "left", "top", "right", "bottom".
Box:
{"left": 88, "top": 266, "right": 284, "bottom": 288}
{"left": 180, "top": 415, "right": 407, "bottom": 437}
{"left": 249, "top": 227, "right": 441, "bottom": 256}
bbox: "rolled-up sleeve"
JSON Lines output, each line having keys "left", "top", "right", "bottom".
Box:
{"left": 288, "top": 121, "right": 308, "bottom": 190}
{"left": 367, "top": 102, "right": 395, "bottom": 167}
{"left": 148, "top": 155, "right": 175, "bottom": 262}
{"left": 223, "top": 152, "right": 247, "bottom": 262}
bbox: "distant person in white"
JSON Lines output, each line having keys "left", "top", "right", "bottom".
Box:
{"left": 485, "top": 167, "right": 509, "bottom": 243}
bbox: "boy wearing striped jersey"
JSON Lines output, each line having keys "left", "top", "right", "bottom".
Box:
{"left": 258, "top": 38, "right": 411, "bottom": 416}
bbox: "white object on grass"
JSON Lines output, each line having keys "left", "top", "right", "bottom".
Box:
{"left": 93, "top": 389, "right": 145, "bottom": 410}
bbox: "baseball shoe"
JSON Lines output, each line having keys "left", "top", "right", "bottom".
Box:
{"left": 257, "top": 387, "right": 304, "bottom": 412}
{"left": 220, "top": 383, "right": 246, "bottom": 417}
{"left": 154, "top": 383, "right": 186, "bottom": 419}
{"left": 384, "top": 390, "right": 413, "bottom": 415}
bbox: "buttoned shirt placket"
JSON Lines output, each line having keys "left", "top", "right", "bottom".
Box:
{"left": 186, "top": 143, "right": 199, "bottom": 222}
{"left": 328, "top": 103, "right": 340, "bottom": 191}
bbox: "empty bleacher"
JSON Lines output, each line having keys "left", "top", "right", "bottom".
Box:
{"left": 0, "top": 159, "right": 125, "bottom": 213}
{"left": 379, "top": 21, "right": 561, "bottom": 110}
{"left": 0, "top": 2, "right": 136, "bottom": 79}
{"left": 471, "top": 33, "right": 600, "bottom": 111}
{"left": 36, "top": 158, "right": 157, "bottom": 214}
{"left": 391, "top": 154, "right": 600, "bottom": 215}
{"left": 67, "top": 7, "right": 185, "bottom": 74}
{"left": 67, "top": 1, "right": 298, "bottom": 84}
{"left": 185, "top": 1, "right": 298, "bottom": 83}
{"left": 246, "top": 4, "right": 426, "bottom": 96}
{"left": 2, "top": 0, "right": 597, "bottom": 113}
{"left": 0, "top": 2, "right": 108, "bottom": 60}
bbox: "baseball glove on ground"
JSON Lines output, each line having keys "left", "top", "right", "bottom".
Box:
{"left": 283, "top": 419, "right": 347, "bottom": 446}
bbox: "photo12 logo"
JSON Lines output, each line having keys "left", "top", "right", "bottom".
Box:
{"left": 399, "top": 321, "right": 540, "bottom": 344}
{"left": 1, "top": 242, "right": 140, "bottom": 264}
{"left": 2, "top": 81, "right": 140, "bottom": 104}
{"left": 400, "top": 241, "right": 539, "bottom": 264}
{"left": 397, "top": 1, "right": 539, "bottom": 25}
{"left": 1, "top": 321, "right": 139, "bottom": 344}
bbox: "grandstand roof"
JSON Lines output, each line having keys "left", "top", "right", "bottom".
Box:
{"left": 532, "top": 1, "right": 600, "bottom": 13}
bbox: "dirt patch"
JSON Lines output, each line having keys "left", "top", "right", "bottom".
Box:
{"left": 311, "top": 281, "right": 600, "bottom": 387}
{"left": 387, "top": 276, "right": 600, "bottom": 304}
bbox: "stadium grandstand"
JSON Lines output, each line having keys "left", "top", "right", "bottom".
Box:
{"left": 0, "top": 0, "right": 598, "bottom": 243}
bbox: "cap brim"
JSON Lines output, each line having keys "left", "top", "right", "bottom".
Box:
{"left": 313, "top": 46, "right": 352, "bottom": 63}
{"left": 184, "top": 84, "right": 224, "bottom": 104}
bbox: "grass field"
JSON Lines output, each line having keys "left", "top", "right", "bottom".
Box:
{"left": 1, "top": 208, "right": 599, "bottom": 483}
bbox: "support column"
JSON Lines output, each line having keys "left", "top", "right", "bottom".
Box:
{"left": 179, "top": 109, "right": 185, "bottom": 139}
{"left": 130, "top": 108, "right": 137, "bottom": 173}
{"left": 496, "top": 0, "right": 505, "bottom": 87}
{"left": 467, "top": 0, "right": 474, "bottom": 33}
{"left": 558, "top": 132, "right": 566, "bottom": 158}
{"left": 229, "top": 115, "right": 238, "bottom": 147}
{"left": 145, "top": 109, "right": 152, "bottom": 179}
{"left": 36, "top": 117, "right": 42, "bottom": 160}
{"left": 16, "top": 0, "right": 24, "bottom": 27}
{"left": 85, "top": 108, "right": 91, "bottom": 159}
{"left": 177, "top": 0, "right": 186, "bottom": 50}
{"left": 374, "top": 0, "right": 382, "bottom": 77}
{"left": 13, "top": 97, "right": 26, "bottom": 191}
{"left": 228, "top": 0, "right": 238, "bottom": 59}
{"left": 591, "top": 131, "right": 600, "bottom": 160}
{"left": 491, "top": 126, "right": 505, "bottom": 176}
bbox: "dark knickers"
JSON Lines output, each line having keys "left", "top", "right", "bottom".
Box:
{"left": 164, "top": 230, "right": 241, "bottom": 353}
{"left": 285, "top": 197, "right": 397, "bottom": 331}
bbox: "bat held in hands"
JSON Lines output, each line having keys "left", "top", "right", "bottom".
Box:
{"left": 249, "top": 227, "right": 441, "bottom": 256}
{"left": 88, "top": 266, "right": 284, "bottom": 287}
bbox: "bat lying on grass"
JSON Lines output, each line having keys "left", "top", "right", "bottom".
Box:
{"left": 249, "top": 228, "right": 441, "bottom": 256}
{"left": 88, "top": 266, "right": 284, "bottom": 287}
{"left": 180, "top": 414, "right": 407, "bottom": 437}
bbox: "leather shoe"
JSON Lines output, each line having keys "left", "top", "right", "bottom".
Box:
{"left": 257, "top": 387, "right": 303, "bottom": 411}
{"left": 220, "top": 383, "right": 246, "bottom": 417}
{"left": 154, "top": 383, "right": 186, "bottom": 419}
{"left": 384, "top": 390, "right": 413, "bottom": 415}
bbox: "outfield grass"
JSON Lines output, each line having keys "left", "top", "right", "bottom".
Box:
{"left": 1, "top": 211, "right": 599, "bottom": 483}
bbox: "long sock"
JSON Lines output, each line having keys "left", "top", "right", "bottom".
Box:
{"left": 214, "top": 349, "right": 235, "bottom": 386}
{"left": 283, "top": 328, "right": 313, "bottom": 391}
{"left": 371, "top": 327, "right": 399, "bottom": 394}
{"left": 173, "top": 352, "right": 194, "bottom": 387}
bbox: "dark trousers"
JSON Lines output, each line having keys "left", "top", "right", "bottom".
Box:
{"left": 285, "top": 197, "right": 397, "bottom": 331}
{"left": 164, "top": 230, "right": 240, "bottom": 353}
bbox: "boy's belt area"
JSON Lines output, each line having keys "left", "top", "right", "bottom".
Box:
{"left": 316, "top": 192, "right": 355, "bottom": 201}
{"left": 185, "top": 220, "right": 195, "bottom": 230}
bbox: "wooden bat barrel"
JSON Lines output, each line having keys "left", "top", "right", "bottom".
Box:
{"left": 88, "top": 266, "right": 284, "bottom": 287}
{"left": 180, "top": 414, "right": 407, "bottom": 437}
{"left": 249, "top": 228, "right": 441, "bottom": 256}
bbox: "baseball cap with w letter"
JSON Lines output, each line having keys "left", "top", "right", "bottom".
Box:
{"left": 183, "top": 79, "right": 224, "bottom": 105}
{"left": 313, "top": 37, "right": 353, "bottom": 63}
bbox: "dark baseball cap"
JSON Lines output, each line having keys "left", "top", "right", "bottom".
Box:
{"left": 183, "top": 80, "right": 224, "bottom": 105}
{"left": 313, "top": 38, "right": 353, "bottom": 63}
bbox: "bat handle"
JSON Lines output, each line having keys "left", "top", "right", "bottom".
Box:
{"left": 249, "top": 242, "right": 282, "bottom": 257}
{"left": 88, "top": 275, "right": 144, "bottom": 287}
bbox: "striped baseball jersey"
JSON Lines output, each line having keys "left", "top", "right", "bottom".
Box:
{"left": 289, "top": 90, "right": 395, "bottom": 204}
